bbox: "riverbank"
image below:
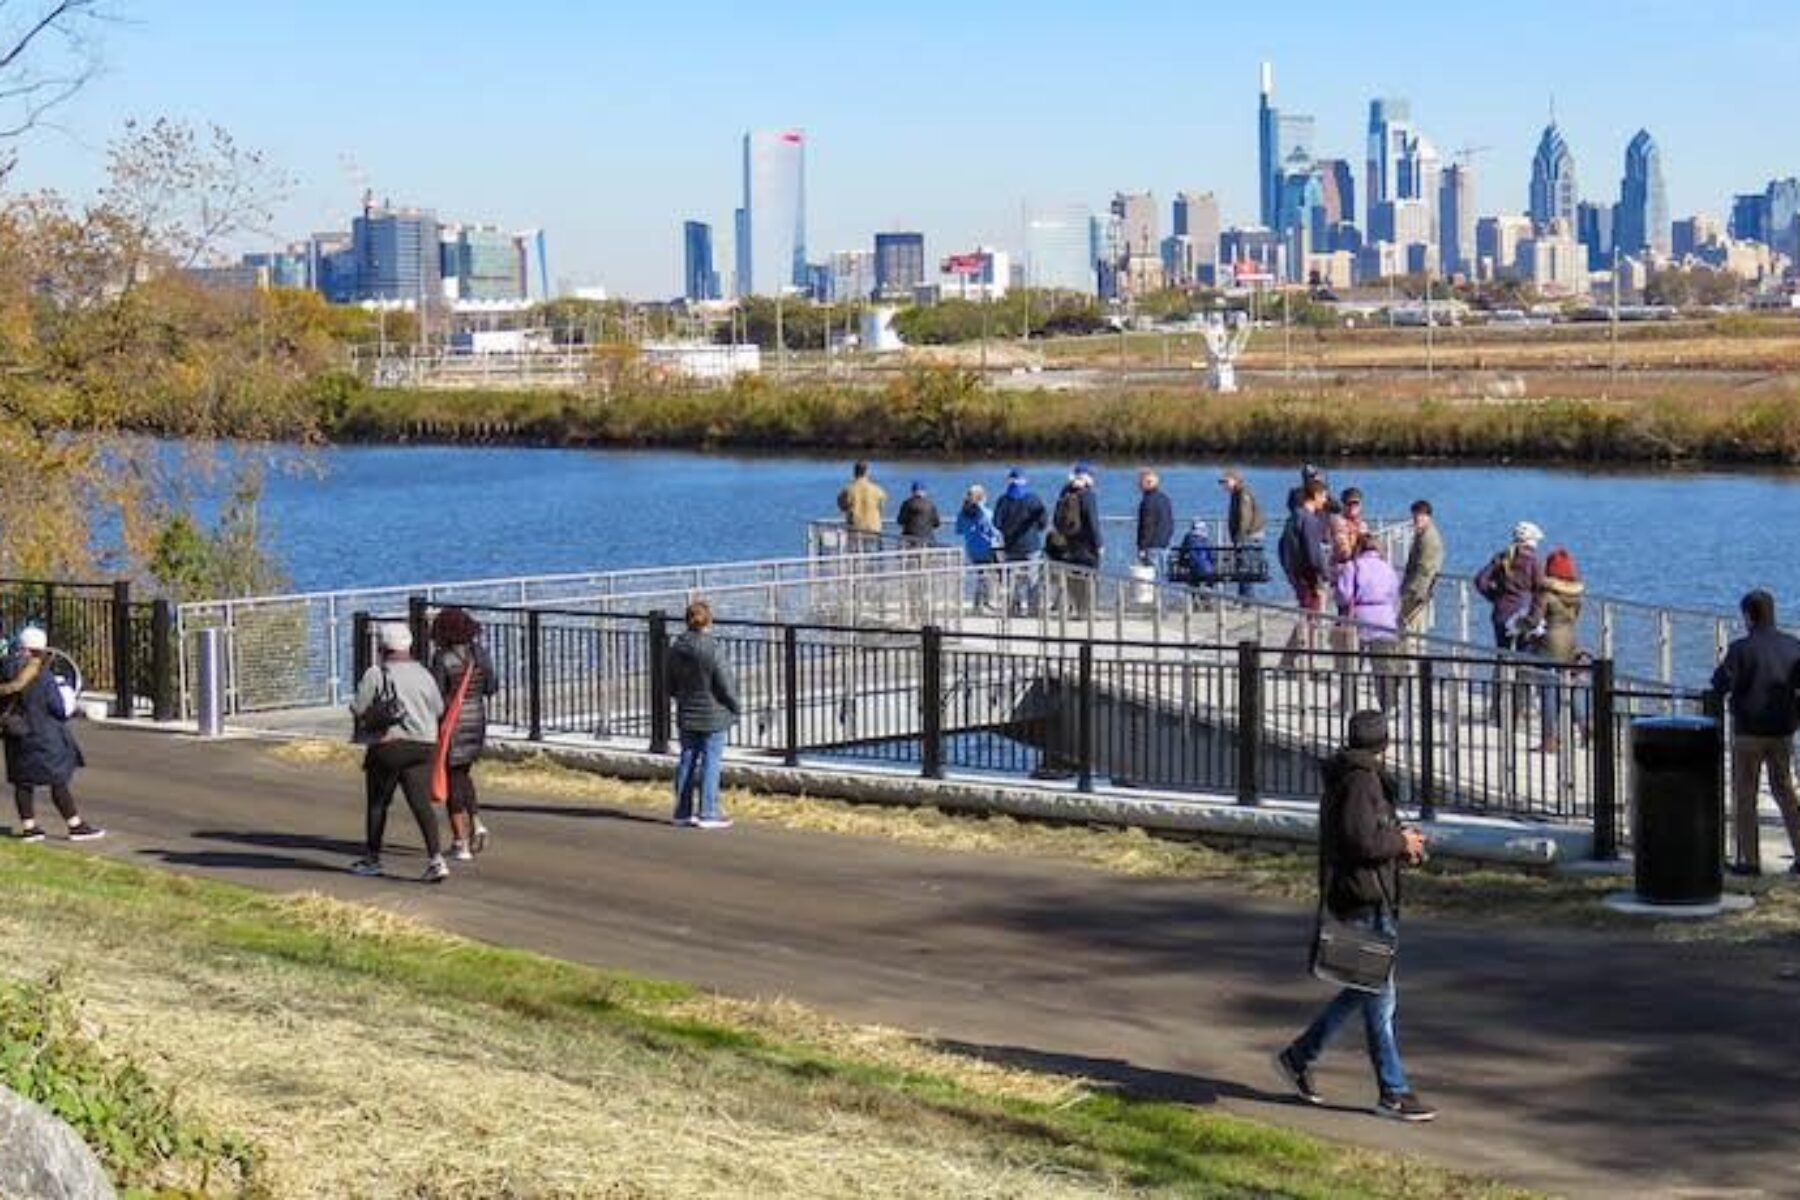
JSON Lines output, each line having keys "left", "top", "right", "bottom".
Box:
{"left": 327, "top": 371, "right": 1800, "bottom": 466}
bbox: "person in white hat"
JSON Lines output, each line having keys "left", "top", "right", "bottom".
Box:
{"left": 1, "top": 626, "right": 104, "bottom": 842}
{"left": 347, "top": 621, "right": 447, "bottom": 881}
{"left": 1473, "top": 521, "right": 1549, "bottom": 652}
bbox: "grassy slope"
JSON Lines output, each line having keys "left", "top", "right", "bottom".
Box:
{"left": 0, "top": 839, "right": 1530, "bottom": 1199}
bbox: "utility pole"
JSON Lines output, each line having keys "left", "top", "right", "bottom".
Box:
{"left": 776, "top": 288, "right": 787, "bottom": 380}
{"left": 1425, "top": 266, "right": 1435, "bottom": 383}
{"left": 1282, "top": 285, "right": 1292, "bottom": 380}
{"left": 1609, "top": 246, "right": 1621, "bottom": 383}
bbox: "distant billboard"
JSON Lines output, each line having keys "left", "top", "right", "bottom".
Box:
{"left": 941, "top": 252, "right": 986, "bottom": 277}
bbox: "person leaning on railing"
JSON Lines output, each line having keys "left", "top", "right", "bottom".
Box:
{"left": 1710, "top": 589, "right": 1800, "bottom": 877}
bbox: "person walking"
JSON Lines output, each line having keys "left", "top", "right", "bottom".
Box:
{"left": 1532, "top": 549, "right": 1585, "bottom": 754}
{"left": 954, "top": 484, "right": 1004, "bottom": 612}
{"left": 667, "top": 599, "right": 742, "bottom": 830}
{"left": 1, "top": 627, "right": 103, "bottom": 842}
{"left": 897, "top": 481, "right": 942, "bottom": 547}
{"left": 1473, "top": 521, "right": 1547, "bottom": 651}
{"left": 1135, "top": 469, "right": 1175, "bottom": 576}
{"left": 1046, "top": 463, "right": 1102, "bottom": 617}
{"left": 1220, "top": 469, "right": 1265, "bottom": 598}
{"left": 429, "top": 606, "right": 499, "bottom": 862}
{"left": 349, "top": 623, "right": 448, "bottom": 882}
{"left": 1399, "top": 500, "right": 1445, "bottom": 634}
{"left": 993, "top": 468, "right": 1048, "bottom": 615}
{"left": 1275, "top": 710, "right": 1436, "bottom": 1123}
{"left": 1335, "top": 535, "right": 1403, "bottom": 711}
{"left": 1710, "top": 589, "right": 1800, "bottom": 876}
{"left": 836, "top": 460, "right": 888, "bottom": 551}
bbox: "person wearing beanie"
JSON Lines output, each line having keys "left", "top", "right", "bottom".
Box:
{"left": 1532, "top": 548, "right": 1587, "bottom": 754}
{"left": 992, "top": 468, "right": 1049, "bottom": 614}
{"left": 348, "top": 621, "right": 448, "bottom": 881}
{"left": 1047, "top": 462, "right": 1103, "bottom": 616}
{"left": 896, "top": 480, "right": 942, "bottom": 547}
{"left": 1473, "top": 520, "right": 1549, "bottom": 652}
{"left": 1, "top": 626, "right": 103, "bottom": 842}
{"left": 1276, "top": 710, "right": 1435, "bottom": 1123}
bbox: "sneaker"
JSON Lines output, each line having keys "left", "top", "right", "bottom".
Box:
{"left": 472, "top": 824, "right": 490, "bottom": 854}
{"left": 422, "top": 857, "right": 450, "bottom": 884}
{"left": 694, "top": 817, "right": 734, "bottom": 831}
{"left": 348, "top": 858, "right": 384, "bottom": 877}
{"left": 671, "top": 814, "right": 697, "bottom": 828}
{"left": 449, "top": 841, "right": 474, "bottom": 863}
{"left": 65, "top": 822, "right": 105, "bottom": 842}
{"left": 1273, "top": 1048, "right": 1323, "bottom": 1106}
{"left": 1727, "top": 863, "right": 1761, "bottom": 878}
{"left": 14, "top": 826, "right": 44, "bottom": 843}
{"left": 1375, "top": 1092, "right": 1438, "bottom": 1123}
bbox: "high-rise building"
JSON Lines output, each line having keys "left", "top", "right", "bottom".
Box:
{"left": 1024, "top": 204, "right": 1096, "bottom": 294}
{"left": 873, "top": 232, "right": 925, "bottom": 299}
{"left": 1091, "top": 212, "right": 1122, "bottom": 299}
{"left": 307, "top": 232, "right": 356, "bottom": 304}
{"left": 1529, "top": 123, "right": 1579, "bottom": 233}
{"left": 1476, "top": 215, "right": 1534, "bottom": 282}
{"left": 1365, "top": 98, "right": 1412, "bottom": 217}
{"left": 1315, "top": 159, "right": 1355, "bottom": 227}
{"left": 682, "top": 220, "right": 720, "bottom": 302}
{"left": 1439, "top": 164, "right": 1475, "bottom": 278}
{"left": 351, "top": 202, "right": 441, "bottom": 304}
{"left": 1257, "top": 63, "right": 1314, "bottom": 229}
{"left": 1729, "top": 193, "right": 1770, "bottom": 244}
{"left": 1110, "top": 192, "right": 1159, "bottom": 258}
{"left": 1672, "top": 214, "right": 1724, "bottom": 260}
{"left": 242, "top": 247, "right": 310, "bottom": 290}
{"left": 1577, "top": 201, "right": 1615, "bottom": 271}
{"left": 828, "top": 249, "right": 874, "bottom": 302}
{"left": 1767, "top": 178, "right": 1800, "bottom": 258}
{"left": 1519, "top": 228, "right": 1587, "bottom": 295}
{"left": 1172, "top": 190, "right": 1221, "bottom": 247}
{"left": 1615, "top": 130, "right": 1670, "bottom": 260}
{"left": 736, "top": 130, "right": 807, "bottom": 296}
{"left": 441, "top": 224, "right": 527, "bottom": 302}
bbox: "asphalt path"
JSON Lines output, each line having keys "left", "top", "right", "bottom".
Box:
{"left": 39, "top": 724, "right": 1800, "bottom": 1199}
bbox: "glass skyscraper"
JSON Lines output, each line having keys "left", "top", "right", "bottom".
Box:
{"left": 1258, "top": 63, "right": 1314, "bottom": 229}
{"left": 1530, "top": 124, "right": 1579, "bottom": 233}
{"left": 1615, "top": 130, "right": 1669, "bottom": 260}
{"left": 440, "top": 225, "right": 526, "bottom": 302}
{"left": 736, "top": 130, "right": 807, "bottom": 297}
{"left": 873, "top": 231, "right": 925, "bottom": 298}
{"left": 1024, "top": 204, "right": 1096, "bottom": 294}
{"left": 683, "top": 220, "right": 720, "bottom": 302}
{"left": 352, "top": 205, "right": 441, "bottom": 303}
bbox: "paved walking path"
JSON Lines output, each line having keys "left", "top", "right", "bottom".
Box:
{"left": 45, "top": 725, "right": 1800, "bottom": 1198}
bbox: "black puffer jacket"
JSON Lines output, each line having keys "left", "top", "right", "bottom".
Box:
{"left": 1, "top": 654, "right": 84, "bottom": 788}
{"left": 430, "top": 643, "right": 498, "bottom": 767}
{"left": 1318, "top": 749, "right": 1408, "bottom": 920}
{"left": 667, "top": 630, "right": 741, "bottom": 734}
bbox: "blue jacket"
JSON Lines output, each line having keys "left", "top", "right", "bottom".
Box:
{"left": 993, "top": 486, "right": 1048, "bottom": 559}
{"left": 955, "top": 501, "right": 1002, "bottom": 564}
{"left": 1, "top": 653, "right": 83, "bottom": 788}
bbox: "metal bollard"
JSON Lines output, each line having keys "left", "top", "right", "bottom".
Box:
{"left": 195, "top": 627, "right": 225, "bottom": 738}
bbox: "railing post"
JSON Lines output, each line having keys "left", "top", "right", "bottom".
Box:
{"left": 1591, "top": 657, "right": 1618, "bottom": 861}
{"left": 408, "top": 595, "right": 431, "bottom": 664}
{"left": 351, "top": 612, "right": 373, "bottom": 683}
{"left": 150, "top": 599, "right": 175, "bottom": 722}
{"left": 526, "top": 608, "right": 545, "bottom": 743}
{"left": 647, "top": 609, "right": 670, "bottom": 754}
{"left": 920, "top": 625, "right": 944, "bottom": 779}
{"left": 1076, "top": 640, "right": 1095, "bottom": 794}
{"left": 783, "top": 624, "right": 800, "bottom": 767}
{"left": 1236, "top": 639, "right": 1261, "bottom": 807}
{"left": 1418, "top": 657, "right": 1437, "bottom": 821}
{"left": 41, "top": 582, "right": 55, "bottom": 646}
{"left": 109, "top": 579, "right": 133, "bottom": 718}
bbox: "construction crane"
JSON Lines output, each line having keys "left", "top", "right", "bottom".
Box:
{"left": 337, "top": 152, "right": 373, "bottom": 214}
{"left": 1451, "top": 144, "right": 1493, "bottom": 167}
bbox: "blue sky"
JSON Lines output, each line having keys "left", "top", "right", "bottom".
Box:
{"left": 10, "top": 0, "right": 1799, "bottom": 296}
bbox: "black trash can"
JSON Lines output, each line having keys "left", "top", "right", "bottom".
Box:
{"left": 1630, "top": 716, "right": 1724, "bottom": 905}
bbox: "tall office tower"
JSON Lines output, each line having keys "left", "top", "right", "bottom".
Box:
{"left": 1171, "top": 192, "right": 1221, "bottom": 280}
{"left": 1729, "top": 193, "right": 1769, "bottom": 243}
{"left": 1024, "top": 204, "right": 1097, "bottom": 293}
{"left": 873, "top": 232, "right": 926, "bottom": 298}
{"left": 1476, "top": 215, "right": 1534, "bottom": 281}
{"left": 828, "top": 250, "right": 874, "bottom": 302}
{"left": 1110, "top": 192, "right": 1159, "bottom": 257}
{"left": 1257, "top": 62, "right": 1315, "bottom": 228}
{"left": 682, "top": 221, "right": 719, "bottom": 302}
{"left": 441, "top": 224, "right": 528, "bottom": 302}
{"left": 1439, "top": 164, "right": 1475, "bottom": 277}
{"left": 1365, "top": 98, "right": 1412, "bottom": 217}
{"left": 1671, "top": 214, "right": 1723, "bottom": 259}
{"left": 1577, "top": 201, "right": 1615, "bottom": 271}
{"left": 1403, "top": 133, "right": 1442, "bottom": 244}
{"left": 351, "top": 201, "right": 441, "bottom": 303}
{"left": 1615, "top": 130, "right": 1670, "bottom": 260}
{"left": 1314, "top": 159, "right": 1355, "bottom": 226}
{"left": 1765, "top": 178, "right": 1800, "bottom": 258}
{"left": 736, "top": 130, "right": 807, "bottom": 296}
{"left": 1529, "top": 122, "right": 1579, "bottom": 233}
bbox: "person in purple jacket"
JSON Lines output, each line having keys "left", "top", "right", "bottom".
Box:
{"left": 1473, "top": 522, "right": 1548, "bottom": 651}
{"left": 1336, "top": 534, "right": 1403, "bottom": 710}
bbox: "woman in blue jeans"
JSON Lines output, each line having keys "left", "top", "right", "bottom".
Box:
{"left": 665, "top": 599, "right": 741, "bottom": 829}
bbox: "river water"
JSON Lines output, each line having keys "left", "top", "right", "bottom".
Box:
{"left": 241, "top": 445, "right": 1795, "bottom": 614}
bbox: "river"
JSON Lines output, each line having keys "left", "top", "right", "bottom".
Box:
{"left": 238, "top": 445, "right": 1795, "bottom": 614}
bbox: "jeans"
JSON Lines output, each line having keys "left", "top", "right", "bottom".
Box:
{"left": 674, "top": 728, "right": 729, "bottom": 821}
{"left": 1291, "top": 912, "right": 1410, "bottom": 1097}
{"left": 1234, "top": 535, "right": 1264, "bottom": 598}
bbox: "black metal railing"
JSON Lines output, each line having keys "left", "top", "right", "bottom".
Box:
{"left": 0, "top": 579, "right": 176, "bottom": 720}
{"left": 353, "top": 596, "right": 1710, "bottom": 855}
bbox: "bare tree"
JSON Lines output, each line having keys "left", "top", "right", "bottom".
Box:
{"left": 0, "top": 1, "right": 109, "bottom": 144}
{"left": 102, "top": 117, "right": 291, "bottom": 272}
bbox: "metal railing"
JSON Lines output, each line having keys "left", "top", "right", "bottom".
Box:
{"left": 366, "top": 591, "right": 1705, "bottom": 855}
{"left": 0, "top": 579, "right": 175, "bottom": 719}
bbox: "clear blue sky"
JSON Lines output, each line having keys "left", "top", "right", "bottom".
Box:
{"left": 11, "top": 0, "right": 1799, "bottom": 297}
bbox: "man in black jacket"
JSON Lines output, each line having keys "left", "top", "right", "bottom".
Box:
{"left": 1711, "top": 589, "right": 1800, "bottom": 875}
{"left": 1135, "top": 469, "right": 1174, "bottom": 570}
{"left": 1275, "top": 711, "right": 1436, "bottom": 1123}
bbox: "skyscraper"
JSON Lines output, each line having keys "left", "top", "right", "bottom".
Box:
{"left": 736, "top": 130, "right": 807, "bottom": 297}
{"left": 1314, "top": 160, "right": 1355, "bottom": 227}
{"left": 1171, "top": 192, "right": 1220, "bottom": 281}
{"left": 1366, "top": 98, "right": 1412, "bottom": 217}
{"left": 351, "top": 202, "right": 441, "bottom": 304}
{"left": 440, "top": 224, "right": 528, "bottom": 302}
{"left": 873, "top": 232, "right": 925, "bottom": 299}
{"left": 1024, "top": 204, "right": 1096, "bottom": 294}
{"left": 683, "top": 220, "right": 720, "bottom": 302}
{"left": 1615, "top": 130, "right": 1669, "bottom": 260}
{"left": 1257, "top": 63, "right": 1314, "bottom": 229}
{"left": 1439, "top": 164, "right": 1475, "bottom": 278}
{"left": 1529, "top": 123, "right": 1579, "bottom": 233}
{"left": 1577, "top": 201, "right": 1614, "bottom": 271}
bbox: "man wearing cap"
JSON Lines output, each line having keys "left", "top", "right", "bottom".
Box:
{"left": 348, "top": 622, "right": 449, "bottom": 882}
{"left": 1473, "top": 521, "right": 1548, "bottom": 652}
{"left": 994, "top": 469, "right": 1049, "bottom": 614}
{"left": 1047, "top": 463, "right": 1103, "bottom": 617}
{"left": 1275, "top": 710, "right": 1436, "bottom": 1123}
{"left": 1, "top": 627, "right": 104, "bottom": 842}
{"left": 897, "top": 480, "right": 942, "bottom": 548}
{"left": 1220, "top": 469, "right": 1265, "bottom": 598}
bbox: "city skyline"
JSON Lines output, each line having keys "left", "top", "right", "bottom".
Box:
{"left": 10, "top": 1, "right": 1800, "bottom": 296}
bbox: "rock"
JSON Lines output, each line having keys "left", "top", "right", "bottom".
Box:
{"left": 0, "top": 1085, "right": 117, "bottom": 1200}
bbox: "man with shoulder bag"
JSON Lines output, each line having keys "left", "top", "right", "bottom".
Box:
{"left": 1274, "top": 710, "right": 1437, "bottom": 1123}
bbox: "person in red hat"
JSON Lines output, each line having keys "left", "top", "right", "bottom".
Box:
{"left": 1533, "top": 548, "right": 1586, "bottom": 753}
